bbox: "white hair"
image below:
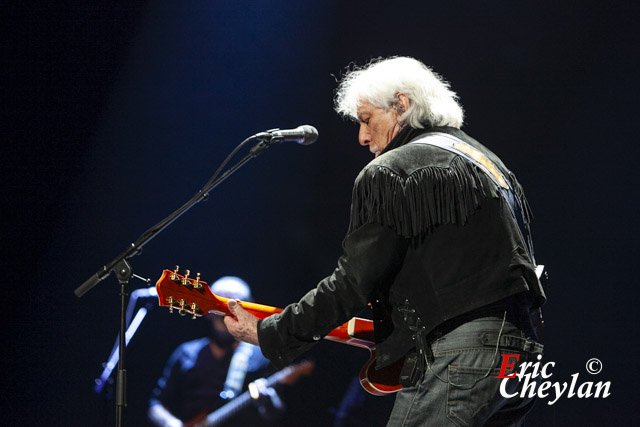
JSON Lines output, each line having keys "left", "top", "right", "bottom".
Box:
{"left": 334, "top": 56, "right": 464, "bottom": 129}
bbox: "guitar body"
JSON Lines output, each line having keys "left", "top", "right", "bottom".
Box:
{"left": 359, "top": 350, "right": 404, "bottom": 396}
{"left": 323, "top": 317, "right": 403, "bottom": 396}
{"left": 156, "top": 269, "right": 403, "bottom": 396}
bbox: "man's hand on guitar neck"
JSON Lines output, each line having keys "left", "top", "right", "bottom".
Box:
{"left": 224, "top": 299, "right": 260, "bottom": 346}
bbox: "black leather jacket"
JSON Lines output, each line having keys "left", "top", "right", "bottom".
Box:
{"left": 258, "top": 127, "right": 545, "bottom": 369}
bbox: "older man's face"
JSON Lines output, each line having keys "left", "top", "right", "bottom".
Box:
{"left": 356, "top": 101, "right": 401, "bottom": 157}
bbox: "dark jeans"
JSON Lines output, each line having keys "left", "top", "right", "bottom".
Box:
{"left": 387, "top": 317, "right": 542, "bottom": 426}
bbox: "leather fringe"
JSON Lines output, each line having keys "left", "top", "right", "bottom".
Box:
{"left": 349, "top": 156, "right": 512, "bottom": 238}
{"left": 507, "top": 170, "right": 533, "bottom": 225}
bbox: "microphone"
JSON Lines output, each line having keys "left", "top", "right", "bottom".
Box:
{"left": 255, "top": 125, "right": 318, "bottom": 146}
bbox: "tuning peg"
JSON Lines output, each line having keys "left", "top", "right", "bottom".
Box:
{"left": 193, "top": 273, "right": 202, "bottom": 289}
{"left": 167, "top": 296, "right": 175, "bottom": 313}
{"left": 190, "top": 303, "right": 199, "bottom": 319}
{"left": 179, "top": 299, "right": 186, "bottom": 316}
{"left": 181, "top": 270, "right": 190, "bottom": 286}
{"left": 171, "top": 265, "right": 179, "bottom": 281}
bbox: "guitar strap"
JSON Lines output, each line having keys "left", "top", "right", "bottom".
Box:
{"left": 410, "top": 132, "right": 536, "bottom": 263}
{"left": 220, "top": 342, "right": 254, "bottom": 399}
{"left": 411, "top": 133, "right": 546, "bottom": 343}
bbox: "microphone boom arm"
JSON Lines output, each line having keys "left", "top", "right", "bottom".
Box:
{"left": 74, "top": 136, "right": 273, "bottom": 298}
{"left": 75, "top": 132, "right": 280, "bottom": 426}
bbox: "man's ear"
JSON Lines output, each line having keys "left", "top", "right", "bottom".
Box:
{"left": 396, "top": 93, "right": 411, "bottom": 115}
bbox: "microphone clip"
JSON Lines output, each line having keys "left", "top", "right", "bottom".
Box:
{"left": 253, "top": 128, "right": 280, "bottom": 143}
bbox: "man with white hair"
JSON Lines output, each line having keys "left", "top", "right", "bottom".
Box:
{"left": 149, "top": 276, "right": 282, "bottom": 427}
{"left": 225, "top": 57, "right": 546, "bottom": 426}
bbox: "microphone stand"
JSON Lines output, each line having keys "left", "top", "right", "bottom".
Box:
{"left": 94, "top": 286, "right": 156, "bottom": 395}
{"left": 75, "top": 136, "right": 273, "bottom": 427}
{"left": 94, "top": 304, "right": 152, "bottom": 395}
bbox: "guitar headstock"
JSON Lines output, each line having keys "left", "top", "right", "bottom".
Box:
{"left": 155, "top": 267, "right": 229, "bottom": 319}
{"left": 156, "top": 267, "right": 283, "bottom": 320}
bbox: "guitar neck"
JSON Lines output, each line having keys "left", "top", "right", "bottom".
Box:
{"left": 156, "top": 269, "right": 376, "bottom": 348}
{"left": 204, "top": 365, "right": 299, "bottom": 427}
{"left": 214, "top": 297, "right": 283, "bottom": 320}
{"left": 204, "top": 390, "right": 252, "bottom": 427}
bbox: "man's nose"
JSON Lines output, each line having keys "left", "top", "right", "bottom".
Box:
{"left": 359, "top": 125, "right": 370, "bottom": 146}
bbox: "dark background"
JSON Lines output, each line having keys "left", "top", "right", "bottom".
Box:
{"left": 5, "top": 1, "right": 638, "bottom": 425}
